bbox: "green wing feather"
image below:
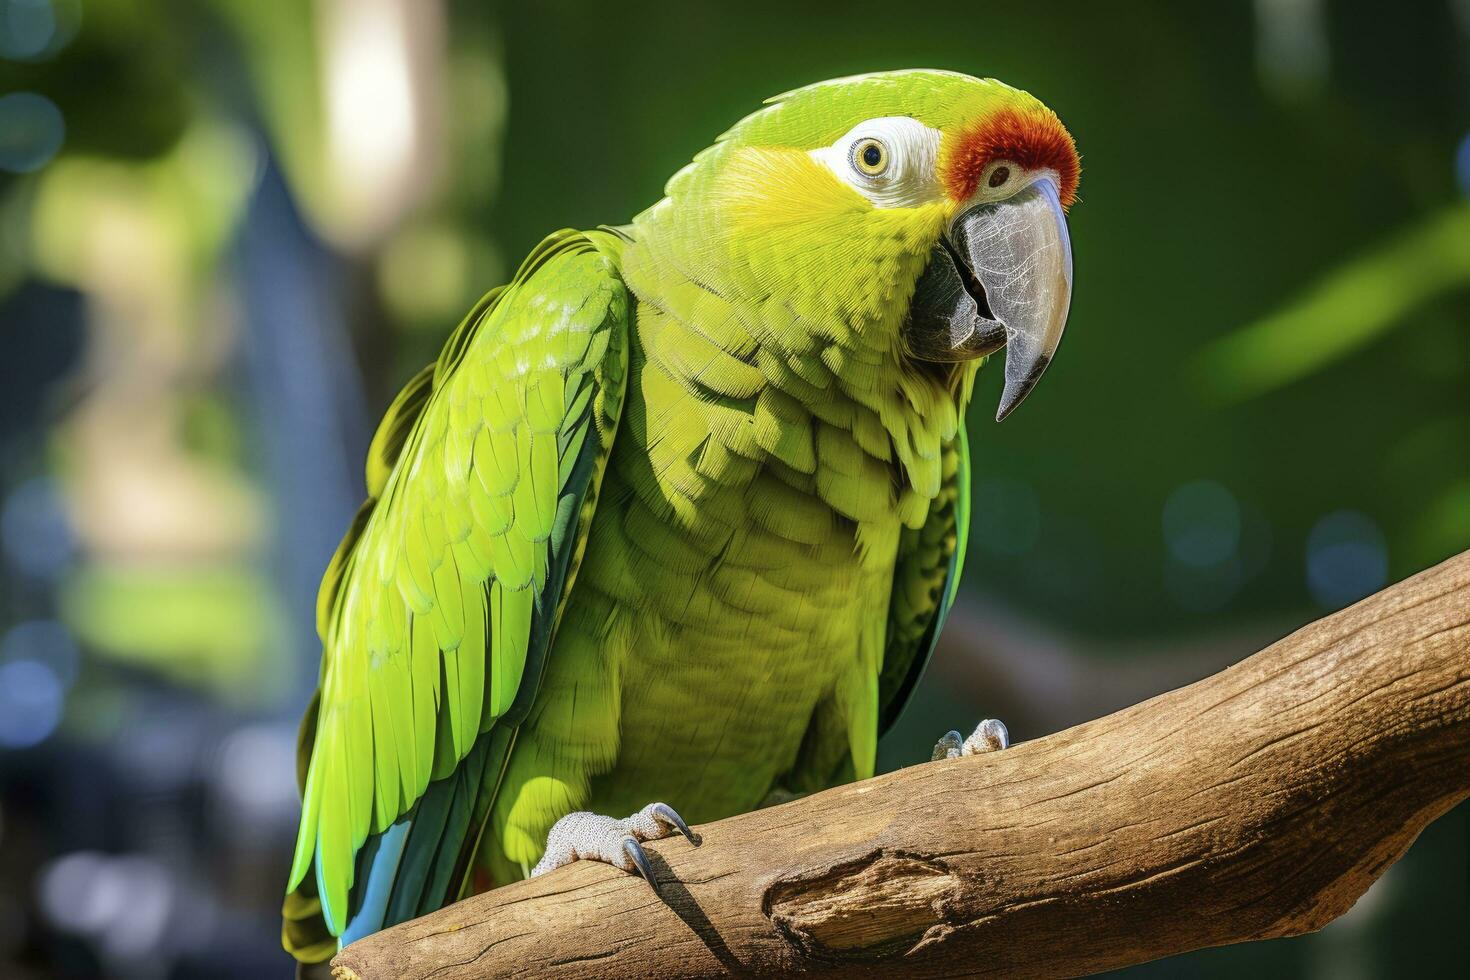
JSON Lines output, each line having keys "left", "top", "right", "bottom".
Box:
{"left": 284, "top": 229, "right": 631, "bottom": 956}
{"left": 878, "top": 422, "right": 971, "bottom": 732}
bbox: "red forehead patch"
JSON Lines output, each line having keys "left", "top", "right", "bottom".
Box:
{"left": 941, "top": 106, "right": 1080, "bottom": 208}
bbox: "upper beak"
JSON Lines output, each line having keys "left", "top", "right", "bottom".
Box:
{"left": 903, "top": 177, "right": 1073, "bottom": 421}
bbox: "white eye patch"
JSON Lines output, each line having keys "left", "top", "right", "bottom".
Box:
{"left": 808, "top": 116, "right": 945, "bottom": 209}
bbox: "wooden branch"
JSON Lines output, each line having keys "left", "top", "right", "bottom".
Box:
{"left": 332, "top": 550, "right": 1470, "bottom": 979}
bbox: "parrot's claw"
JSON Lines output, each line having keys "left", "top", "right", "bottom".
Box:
{"left": 531, "top": 802, "right": 700, "bottom": 893}
{"left": 932, "top": 718, "right": 1010, "bottom": 761}
{"left": 622, "top": 836, "right": 658, "bottom": 889}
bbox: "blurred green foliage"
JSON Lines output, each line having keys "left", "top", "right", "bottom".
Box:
{"left": 60, "top": 564, "right": 288, "bottom": 705}
{"left": 1193, "top": 203, "right": 1470, "bottom": 401}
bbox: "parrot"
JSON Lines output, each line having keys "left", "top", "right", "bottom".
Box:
{"left": 282, "top": 68, "right": 1079, "bottom": 970}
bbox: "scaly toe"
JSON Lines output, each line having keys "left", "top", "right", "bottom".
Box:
{"left": 932, "top": 730, "right": 966, "bottom": 761}
{"left": 933, "top": 719, "right": 1010, "bottom": 761}
{"left": 531, "top": 803, "right": 700, "bottom": 884}
{"left": 963, "top": 718, "right": 1010, "bottom": 754}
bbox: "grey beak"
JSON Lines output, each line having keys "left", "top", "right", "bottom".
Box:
{"left": 903, "top": 177, "right": 1073, "bottom": 421}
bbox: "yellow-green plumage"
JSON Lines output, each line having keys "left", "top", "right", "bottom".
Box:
{"left": 284, "top": 229, "right": 631, "bottom": 957}
{"left": 284, "top": 69, "right": 1072, "bottom": 966}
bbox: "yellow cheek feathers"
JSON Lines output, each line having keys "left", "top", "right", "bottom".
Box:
{"left": 714, "top": 146, "right": 869, "bottom": 231}
{"left": 712, "top": 147, "right": 950, "bottom": 260}
{"left": 696, "top": 146, "right": 950, "bottom": 332}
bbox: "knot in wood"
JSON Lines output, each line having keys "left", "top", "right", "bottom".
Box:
{"left": 764, "top": 851, "right": 961, "bottom": 960}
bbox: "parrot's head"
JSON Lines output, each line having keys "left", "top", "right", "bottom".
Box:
{"left": 629, "top": 69, "right": 1079, "bottom": 423}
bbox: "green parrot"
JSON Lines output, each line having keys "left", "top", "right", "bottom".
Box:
{"left": 283, "top": 68, "right": 1079, "bottom": 968}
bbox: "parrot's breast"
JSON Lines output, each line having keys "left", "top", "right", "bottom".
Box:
{"left": 487, "top": 291, "right": 922, "bottom": 871}
{"left": 578, "top": 452, "right": 898, "bottom": 823}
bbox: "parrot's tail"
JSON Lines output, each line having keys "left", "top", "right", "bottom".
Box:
{"left": 281, "top": 864, "right": 337, "bottom": 966}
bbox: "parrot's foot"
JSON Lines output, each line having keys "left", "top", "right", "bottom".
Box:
{"left": 931, "top": 718, "right": 1010, "bottom": 761}
{"left": 530, "top": 802, "right": 700, "bottom": 893}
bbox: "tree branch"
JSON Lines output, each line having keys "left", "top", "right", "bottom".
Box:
{"left": 332, "top": 550, "right": 1470, "bottom": 979}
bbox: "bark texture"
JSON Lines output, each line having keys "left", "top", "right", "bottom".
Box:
{"left": 332, "top": 550, "right": 1470, "bottom": 979}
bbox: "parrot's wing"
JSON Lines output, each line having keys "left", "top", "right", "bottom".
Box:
{"left": 283, "top": 229, "right": 631, "bottom": 958}
{"left": 878, "top": 422, "right": 970, "bottom": 734}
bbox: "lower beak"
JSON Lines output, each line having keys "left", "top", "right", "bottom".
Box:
{"left": 903, "top": 177, "right": 1074, "bottom": 421}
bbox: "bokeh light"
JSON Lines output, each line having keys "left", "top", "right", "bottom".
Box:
{"left": 1306, "top": 510, "right": 1389, "bottom": 609}
{"left": 0, "top": 0, "right": 78, "bottom": 60}
{"left": 1253, "top": 0, "right": 1328, "bottom": 101}
{"left": 212, "top": 722, "right": 301, "bottom": 841}
{"left": 1162, "top": 481, "right": 1251, "bottom": 612}
{"left": 0, "top": 91, "right": 64, "bottom": 173}
{"left": 0, "top": 0, "right": 54, "bottom": 58}
{"left": 39, "top": 851, "right": 176, "bottom": 960}
{"left": 0, "top": 658, "right": 64, "bottom": 748}
{"left": 0, "top": 476, "right": 73, "bottom": 579}
{"left": 1163, "top": 480, "right": 1242, "bottom": 568}
{"left": 38, "top": 852, "right": 110, "bottom": 936}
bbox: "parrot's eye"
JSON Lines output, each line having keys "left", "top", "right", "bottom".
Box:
{"left": 989, "top": 165, "right": 1011, "bottom": 188}
{"left": 851, "top": 138, "right": 890, "bottom": 178}
{"left": 810, "top": 117, "right": 942, "bottom": 208}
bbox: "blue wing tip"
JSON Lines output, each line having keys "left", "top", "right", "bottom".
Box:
{"left": 341, "top": 818, "right": 413, "bottom": 946}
